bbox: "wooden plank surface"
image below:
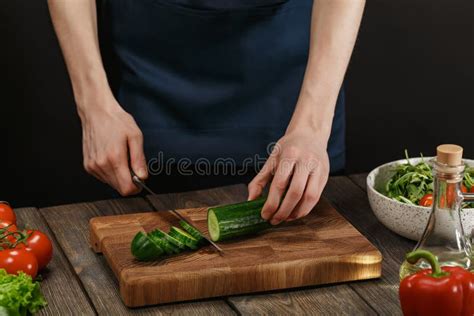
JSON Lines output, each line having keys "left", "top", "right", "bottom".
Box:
{"left": 146, "top": 184, "right": 377, "bottom": 315}
{"left": 90, "top": 199, "right": 381, "bottom": 307}
{"left": 228, "top": 285, "right": 376, "bottom": 316}
{"left": 349, "top": 173, "right": 369, "bottom": 191}
{"left": 324, "top": 176, "right": 416, "bottom": 315}
{"left": 14, "top": 207, "right": 95, "bottom": 315}
{"left": 40, "top": 198, "right": 234, "bottom": 315}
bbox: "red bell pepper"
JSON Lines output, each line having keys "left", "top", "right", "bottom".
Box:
{"left": 399, "top": 250, "right": 474, "bottom": 316}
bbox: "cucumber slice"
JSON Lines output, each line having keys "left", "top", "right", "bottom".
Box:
{"left": 150, "top": 229, "right": 186, "bottom": 250}
{"left": 148, "top": 232, "right": 180, "bottom": 255}
{"left": 208, "top": 202, "right": 271, "bottom": 242}
{"left": 179, "top": 220, "right": 204, "bottom": 243}
{"left": 169, "top": 226, "right": 199, "bottom": 250}
{"left": 131, "top": 231, "right": 164, "bottom": 261}
{"left": 148, "top": 236, "right": 174, "bottom": 255}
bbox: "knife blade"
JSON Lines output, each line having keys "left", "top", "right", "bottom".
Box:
{"left": 131, "top": 171, "right": 224, "bottom": 254}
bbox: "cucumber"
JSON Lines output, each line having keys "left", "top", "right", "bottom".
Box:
{"left": 169, "top": 226, "right": 199, "bottom": 250}
{"left": 150, "top": 229, "right": 186, "bottom": 250}
{"left": 211, "top": 196, "right": 266, "bottom": 213}
{"left": 148, "top": 231, "right": 180, "bottom": 254}
{"left": 208, "top": 200, "right": 271, "bottom": 242}
{"left": 131, "top": 231, "right": 164, "bottom": 261}
{"left": 179, "top": 220, "right": 204, "bottom": 243}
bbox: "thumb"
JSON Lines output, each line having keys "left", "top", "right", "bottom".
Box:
{"left": 128, "top": 131, "right": 148, "bottom": 179}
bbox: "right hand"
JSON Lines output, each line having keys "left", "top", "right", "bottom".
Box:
{"left": 78, "top": 95, "right": 148, "bottom": 196}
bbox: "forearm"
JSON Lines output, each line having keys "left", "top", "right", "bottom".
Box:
{"left": 48, "top": 0, "right": 113, "bottom": 116}
{"left": 287, "top": 0, "right": 365, "bottom": 143}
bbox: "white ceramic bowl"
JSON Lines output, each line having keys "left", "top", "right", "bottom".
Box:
{"left": 367, "top": 157, "right": 474, "bottom": 241}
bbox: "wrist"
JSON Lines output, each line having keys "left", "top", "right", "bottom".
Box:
{"left": 286, "top": 96, "right": 334, "bottom": 145}
{"left": 286, "top": 120, "right": 332, "bottom": 148}
{"left": 72, "top": 70, "right": 119, "bottom": 119}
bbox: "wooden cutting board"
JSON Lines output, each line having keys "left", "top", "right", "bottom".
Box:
{"left": 90, "top": 198, "right": 382, "bottom": 307}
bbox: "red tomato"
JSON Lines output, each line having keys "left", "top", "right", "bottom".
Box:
{"left": 419, "top": 194, "right": 433, "bottom": 207}
{"left": 0, "top": 202, "right": 15, "bottom": 225}
{"left": 17, "top": 230, "right": 53, "bottom": 269}
{"left": 439, "top": 184, "right": 458, "bottom": 208}
{"left": 0, "top": 221, "right": 18, "bottom": 248}
{"left": 0, "top": 248, "right": 38, "bottom": 277}
{"left": 471, "top": 186, "right": 474, "bottom": 193}
{"left": 461, "top": 184, "right": 468, "bottom": 193}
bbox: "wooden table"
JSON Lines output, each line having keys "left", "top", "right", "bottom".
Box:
{"left": 16, "top": 174, "right": 415, "bottom": 315}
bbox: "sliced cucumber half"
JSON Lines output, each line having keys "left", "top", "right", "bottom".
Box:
{"left": 169, "top": 226, "right": 199, "bottom": 249}
{"left": 207, "top": 202, "right": 271, "bottom": 242}
{"left": 150, "top": 228, "right": 186, "bottom": 250}
{"left": 148, "top": 231, "right": 180, "bottom": 254}
{"left": 179, "top": 220, "right": 204, "bottom": 243}
{"left": 131, "top": 231, "right": 164, "bottom": 261}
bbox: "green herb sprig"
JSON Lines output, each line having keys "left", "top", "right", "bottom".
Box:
{"left": 385, "top": 150, "right": 434, "bottom": 205}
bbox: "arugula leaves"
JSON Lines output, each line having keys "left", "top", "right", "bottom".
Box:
{"left": 465, "top": 167, "right": 474, "bottom": 191}
{"left": 385, "top": 151, "right": 474, "bottom": 207}
{"left": 385, "top": 151, "right": 434, "bottom": 205}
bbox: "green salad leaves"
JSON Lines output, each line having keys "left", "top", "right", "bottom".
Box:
{"left": 385, "top": 151, "right": 474, "bottom": 207}
{"left": 0, "top": 269, "right": 47, "bottom": 316}
{"left": 385, "top": 152, "right": 434, "bottom": 205}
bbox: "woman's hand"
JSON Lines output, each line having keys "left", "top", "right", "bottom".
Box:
{"left": 79, "top": 95, "right": 148, "bottom": 196}
{"left": 247, "top": 130, "right": 330, "bottom": 225}
{"left": 48, "top": 0, "right": 148, "bottom": 196}
{"left": 246, "top": 0, "right": 365, "bottom": 225}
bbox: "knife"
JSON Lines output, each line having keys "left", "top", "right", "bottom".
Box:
{"left": 130, "top": 170, "right": 224, "bottom": 254}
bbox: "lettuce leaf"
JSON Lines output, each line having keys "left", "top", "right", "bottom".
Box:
{"left": 0, "top": 269, "right": 47, "bottom": 316}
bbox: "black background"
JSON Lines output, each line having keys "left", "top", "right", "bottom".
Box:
{"left": 1, "top": 1, "right": 472, "bottom": 207}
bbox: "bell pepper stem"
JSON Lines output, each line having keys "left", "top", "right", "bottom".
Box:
{"left": 406, "top": 249, "right": 449, "bottom": 278}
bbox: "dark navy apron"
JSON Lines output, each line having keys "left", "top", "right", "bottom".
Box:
{"left": 102, "top": 0, "right": 346, "bottom": 174}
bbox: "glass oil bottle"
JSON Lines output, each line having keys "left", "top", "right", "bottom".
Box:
{"left": 400, "top": 144, "right": 474, "bottom": 279}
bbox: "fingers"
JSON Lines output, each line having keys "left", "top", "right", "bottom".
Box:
{"left": 80, "top": 107, "right": 147, "bottom": 196}
{"left": 83, "top": 158, "right": 107, "bottom": 184}
{"left": 110, "top": 141, "right": 141, "bottom": 196}
{"left": 268, "top": 163, "right": 309, "bottom": 225}
{"left": 261, "top": 158, "right": 296, "bottom": 221}
{"left": 287, "top": 174, "right": 322, "bottom": 221}
{"left": 84, "top": 135, "right": 141, "bottom": 196}
{"left": 93, "top": 147, "right": 122, "bottom": 192}
{"left": 128, "top": 130, "right": 148, "bottom": 179}
{"left": 82, "top": 130, "right": 108, "bottom": 184}
{"left": 247, "top": 155, "right": 277, "bottom": 201}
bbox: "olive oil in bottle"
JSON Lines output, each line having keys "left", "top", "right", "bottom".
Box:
{"left": 400, "top": 145, "right": 474, "bottom": 279}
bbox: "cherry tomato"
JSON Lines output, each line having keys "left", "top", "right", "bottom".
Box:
{"left": 0, "top": 248, "right": 38, "bottom": 277}
{"left": 17, "top": 230, "right": 53, "bottom": 269}
{"left": 0, "top": 202, "right": 15, "bottom": 225}
{"left": 0, "top": 221, "right": 18, "bottom": 248}
{"left": 471, "top": 186, "right": 474, "bottom": 193}
{"left": 461, "top": 184, "right": 468, "bottom": 193}
{"left": 439, "top": 184, "right": 459, "bottom": 208}
{"left": 419, "top": 194, "right": 433, "bottom": 207}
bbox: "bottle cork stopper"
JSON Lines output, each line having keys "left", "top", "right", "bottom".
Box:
{"left": 437, "top": 144, "right": 463, "bottom": 166}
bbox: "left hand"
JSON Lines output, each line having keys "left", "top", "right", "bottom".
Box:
{"left": 247, "top": 130, "right": 330, "bottom": 225}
